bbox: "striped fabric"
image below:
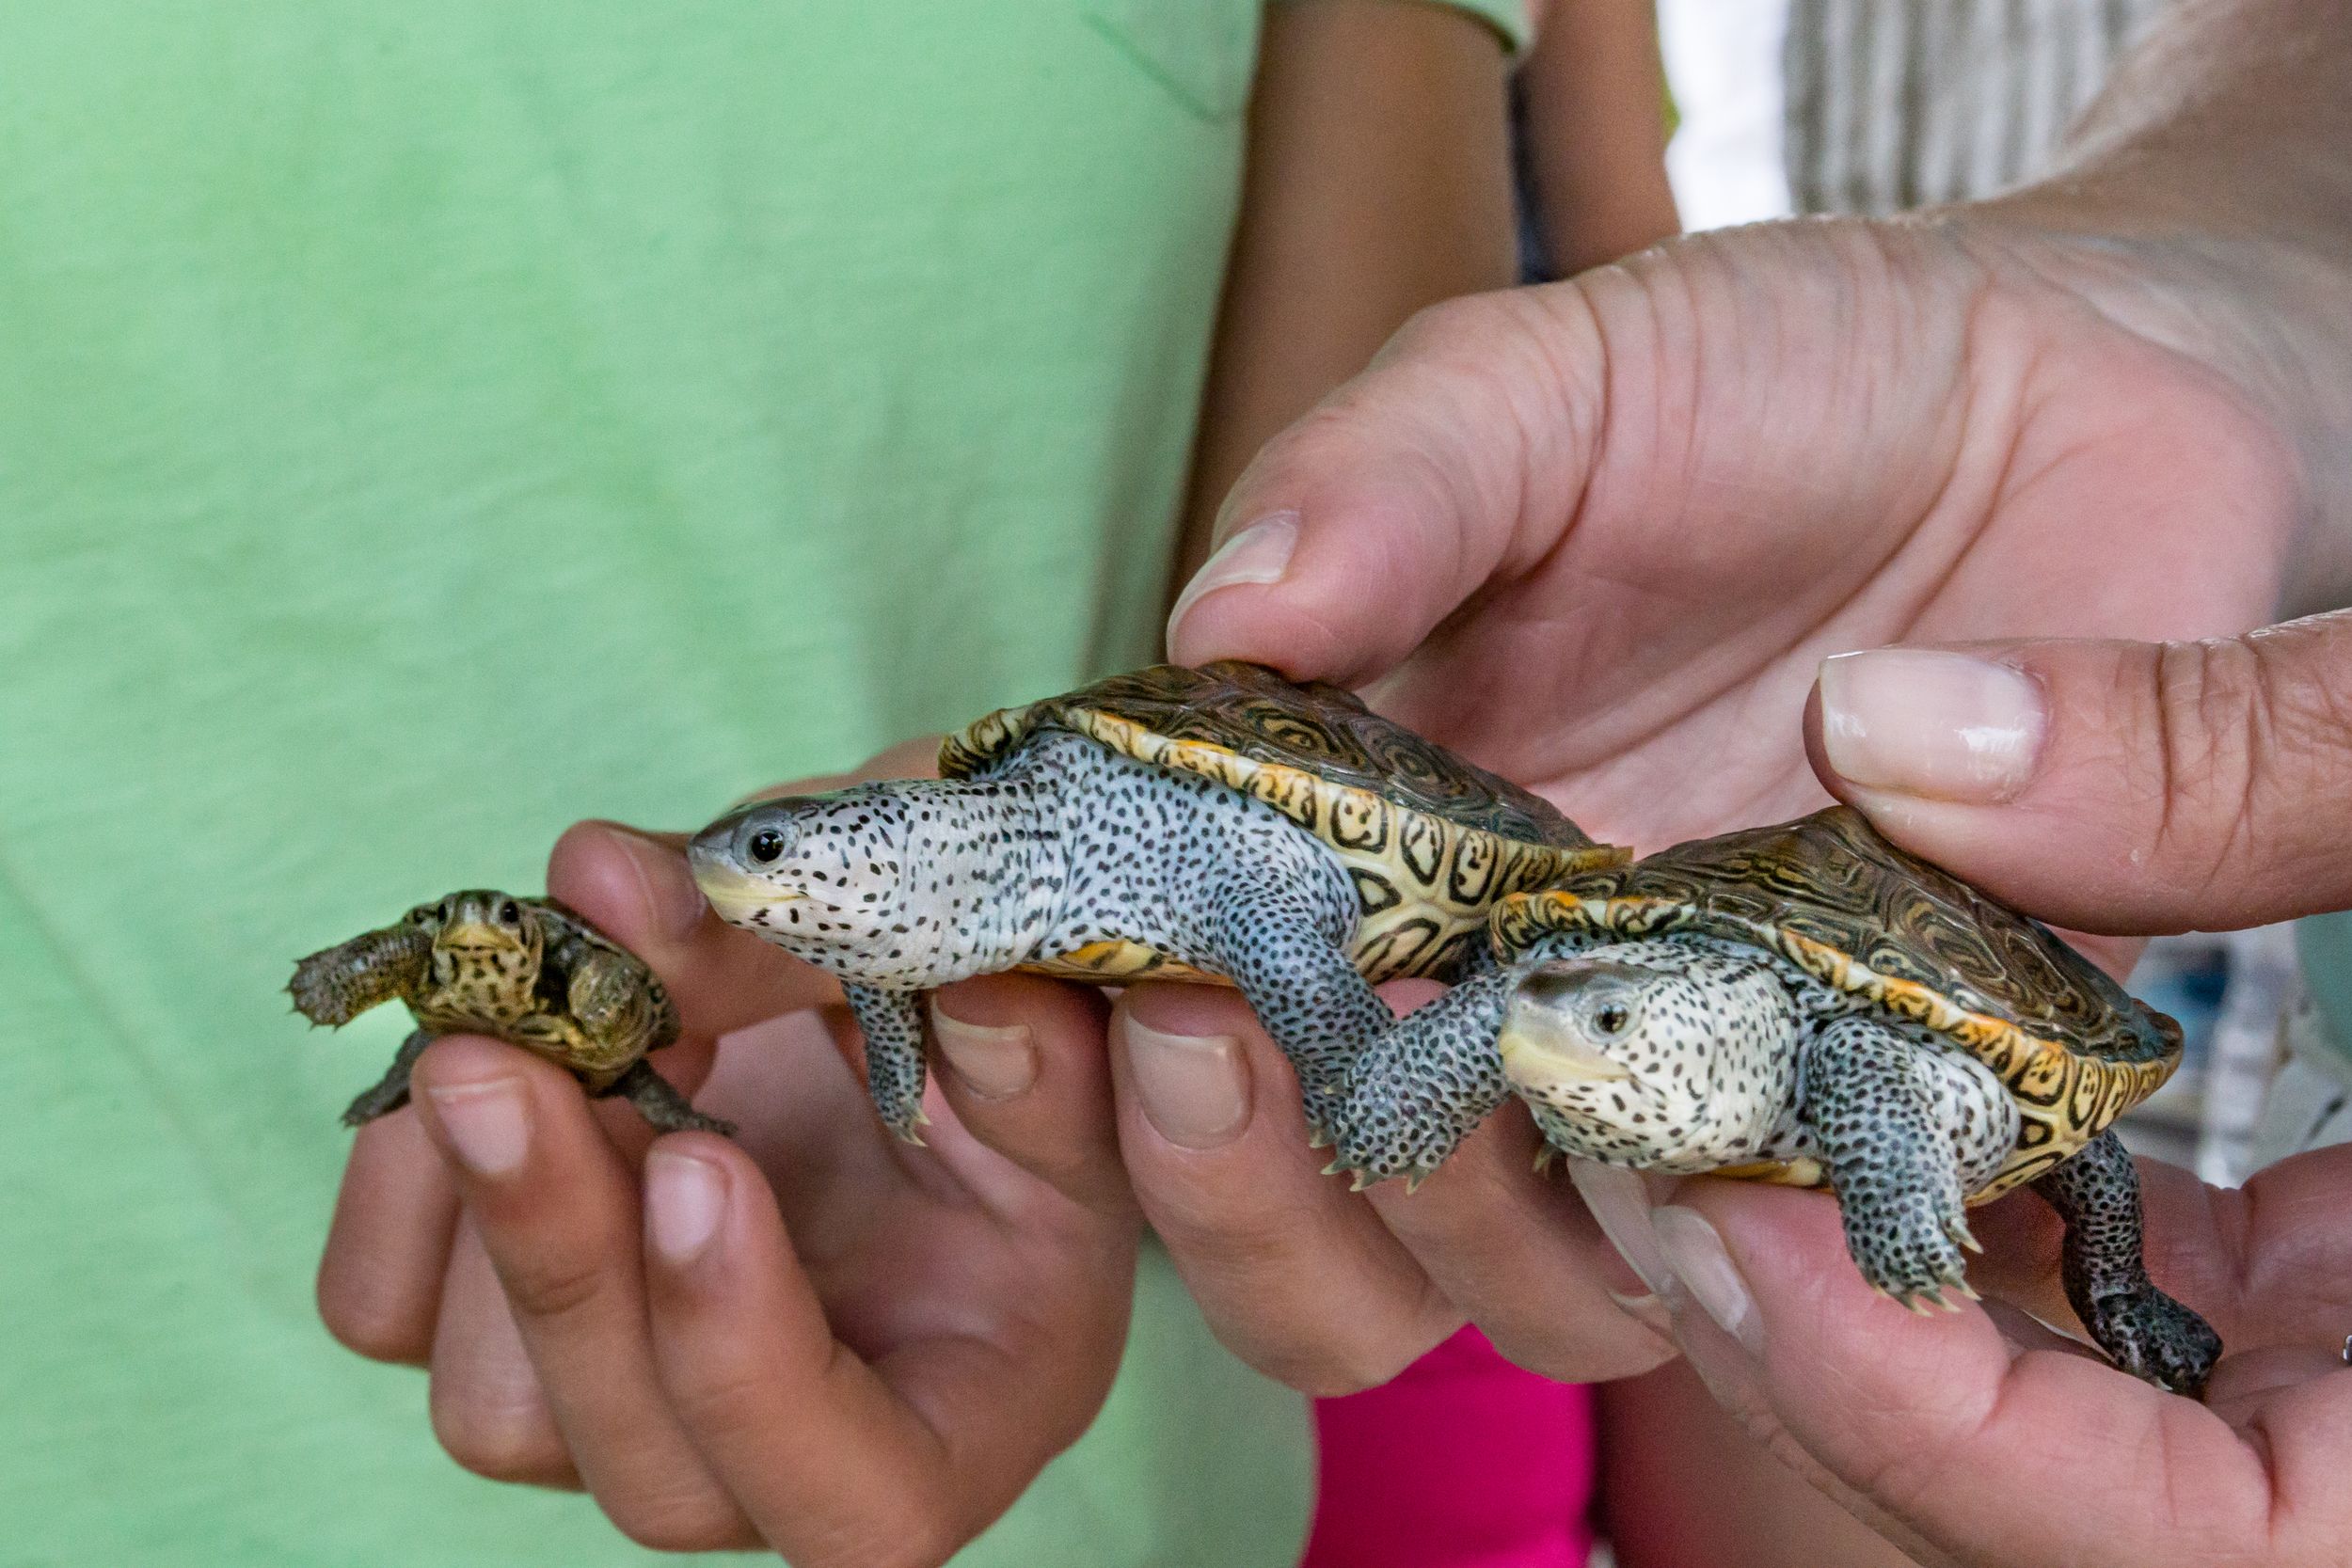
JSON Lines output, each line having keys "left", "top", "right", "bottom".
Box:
{"left": 1781, "top": 0, "right": 2174, "bottom": 214}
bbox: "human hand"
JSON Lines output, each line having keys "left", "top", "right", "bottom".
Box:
{"left": 314, "top": 747, "right": 1138, "bottom": 1566}
{"left": 1577, "top": 611, "right": 2352, "bottom": 1567}
{"left": 1100, "top": 196, "right": 2329, "bottom": 1397}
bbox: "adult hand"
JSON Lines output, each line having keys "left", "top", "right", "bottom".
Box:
{"left": 1583, "top": 611, "right": 2352, "bottom": 1568}
{"left": 1102, "top": 184, "right": 2327, "bottom": 1397}
{"left": 315, "top": 746, "right": 1138, "bottom": 1567}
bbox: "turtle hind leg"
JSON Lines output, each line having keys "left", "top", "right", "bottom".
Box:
{"left": 1325, "top": 965, "right": 1516, "bottom": 1188}
{"left": 1799, "top": 1018, "right": 1996, "bottom": 1308}
{"left": 1205, "top": 870, "right": 1391, "bottom": 1146}
{"left": 2034, "top": 1131, "right": 2221, "bottom": 1397}
{"left": 342, "top": 1029, "right": 436, "bottom": 1127}
{"left": 602, "top": 1059, "right": 736, "bottom": 1137}
{"left": 845, "top": 983, "right": 930, "bottom": 1144}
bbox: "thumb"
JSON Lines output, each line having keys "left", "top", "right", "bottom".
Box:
{"left": 1165, "top": 289, "right": 1604, "bottom": 685}
{"left": 1805, "top": 610, "right": 2352, "bottom": 933}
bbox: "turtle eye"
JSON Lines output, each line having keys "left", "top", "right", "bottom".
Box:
{"left": 1593, "top": 1004, "right": 1629, "bottom": 1037}
{"left": 407, "top": 907, "right": 433, "bottom": 926}
{"left": 748, "top": 828, "right": 787, "bottom": 864}
{"left": 499, "top": 899, "right": 521, "bottom": 926}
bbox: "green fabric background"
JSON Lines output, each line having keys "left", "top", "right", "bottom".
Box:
{"left": 0, "top": 2, "right": 1504, "bottom": 1561}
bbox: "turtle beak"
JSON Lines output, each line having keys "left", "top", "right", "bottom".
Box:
{"left": 437, "top": 919, "right": 522, "bottom": 954}
{"left": 1498, "top": 960, "right": 1633, "bottom": 1091}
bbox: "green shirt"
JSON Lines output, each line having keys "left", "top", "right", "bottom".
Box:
{"left": 0, "top": 3, "right": 1516, "bottom": 1563}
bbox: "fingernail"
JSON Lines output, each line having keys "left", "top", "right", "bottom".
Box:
{"left": 931, "top": 1006, "right": 1039, "bottom": 1100}
{"left": 425, "top": 1079, "right": 530, "bottom": 1178}
{"left": 602, "top": 824, "right": 708, "bottom": 939}
{"left": 645, "top": 1150, "right": 726, "bottom": 1265}
{"left": 1568, "top": 1159, "right": 1678, "bottom": 1299}
{"left": 1121, "top": 1016, "right": 1251, "bottom": 1149}
{"left": 1817, "top": 649, "right": 2046, "bottom": 802}
{"left": 1166, "top": 512, "right": 1299, "bottom": 655}
{"left": 1650, "top": 1205, "right": 1763, "bottom": 1357}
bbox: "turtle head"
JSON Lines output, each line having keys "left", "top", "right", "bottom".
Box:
{"left": 1497, "top": 942, "right": 1795, "bottom": 1162}
{"left": 689, "top": 789, "right": 939, "bottom": 979}
{"left": 415, "top": 891, "right": 545, "bottom": 992}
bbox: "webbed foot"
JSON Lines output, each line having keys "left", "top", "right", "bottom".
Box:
{"left": 1842, "top": 1182, "right": 1980, "bottom": 1310}
{"left": 1318, "top": 970, "right": 1516, "bottom": 1189}
{"left": 2036, "top": 1131, "right": 2223, "bottom": 1396}
{"left": 2077, "top": 1285, "right": 2223, "bottom": 1397}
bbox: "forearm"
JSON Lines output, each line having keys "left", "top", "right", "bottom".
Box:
{"left": 1175, "top": 0, "right": 1516, "bottom": 584}
{"left": 1986, "top": 0, "right": 2352, "bottom": 612}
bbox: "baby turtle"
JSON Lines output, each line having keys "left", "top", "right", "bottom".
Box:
{"left": 1330, "top": 807, "right": 2220, "bottom": 1395}
{"left": 689, "top": 660, "right": 1624, "bottom": 1143}
{"left": 290, "top": 890, "right": 731, "bottom": 1135}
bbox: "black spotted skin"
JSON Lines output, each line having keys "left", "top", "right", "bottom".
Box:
{"left": 700, "top": 732, "right": 1386, "bottom": 1140}
{"left": 2035, "top": 1132, "right": 2222, "bottom": 1396}
{"left": 289, "top": 891, "right": 729, "bottom": 1135}
{"left": 1324, "top": 808, "right": 2222, "bottom": 1394}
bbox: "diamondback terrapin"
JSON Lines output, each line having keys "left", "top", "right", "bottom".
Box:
{"left": 1329, "top": 807, "right": 2220, "bottom": 1395}
{"left": 290, "top": 890, "right": 730, "bottom": 1135}
{"left": 688, "top": 660, "right": 1625, "bottom": 1143}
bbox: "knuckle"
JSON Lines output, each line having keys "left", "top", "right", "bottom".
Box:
{"left": 317, "top": 1290, "right": 432, "bottom": 1366}
{"left": 429, "top": 1385, "right": 572, "bottom": 1487}
{"left": 496, "top": 1248, "right": 612, "bottom": 1325}
{"left": 602, "top": 1491, "right": 755, "bottom": 1555}
{"left": 2147, "top": 626, "right": 2352, "bottom": 899}
{"left": 1232, "top": 1326, "right": 1422, "bottom": 1400}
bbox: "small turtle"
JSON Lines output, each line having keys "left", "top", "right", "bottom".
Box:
{"left": 290, "top": 890, "right": 731, "bottom": 1135}
{"left": 688, "top": 660, "right": 1624, "bottom": 1143}
{"left": 1329, "top": 807, "right": 2221, "bottom": 1395}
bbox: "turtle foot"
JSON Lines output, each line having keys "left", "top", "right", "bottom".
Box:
{"left": 340, "top": 1081, "right": 411, "bottom": 1128}
{"left": 610, "top": 1061, "right": 738, "bottom": 1138}
{"left": 2081, "top": 1287, "right": 2223, "bottom": 1398}
{"left": 339, "top": 1029, "right": 434, "bottom": 1129}
{"left": 1845, "top": 1190, "right": 1979, "bottom": 1312}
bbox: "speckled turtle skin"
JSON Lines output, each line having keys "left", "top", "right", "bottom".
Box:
{"left": 1329, "top": 807, "right": 2221, "bottom": 1396}
{"left": 289, "top": 890, "right": 730, "bottom": 1135}
{"left": 689, "top": 660, "right": 1623, "bottom": 1143}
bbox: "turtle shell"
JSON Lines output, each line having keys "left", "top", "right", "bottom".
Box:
{"left": 941, "top": 660, "right": 1627, "bottom": 985}
{"left": 408, "top": 897, "right": 680, "bottom": 1090}
{"left": 1490, "top": 807, "right": 2181, "bottom": 1197}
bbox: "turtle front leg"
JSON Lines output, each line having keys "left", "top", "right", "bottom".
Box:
{"left": 844, "top": 983, "right": 931, "bottom": 1144}
{"left": 342, "top": 1028, "right": 436, "bottom": 1127}
{"left": 1325, "top": 966, "right": 1516, "bottom": 1189}
{"left": 2033, "top": 1131, "right": 2222, "bottom": 1396}
{"left": 1799, "top": 1018, "right": 2002, "bottom": 1310}
{"left": 291, "top": 923, "right": 432, "bottom": 1028}
{"left": 1208, "top": 891, "right": 1393, "bottom": 1147}
{"left": 566, "top": 949, "right": 673, "bottom": 1077}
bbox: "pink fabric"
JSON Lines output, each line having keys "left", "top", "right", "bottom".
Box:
{"left": 1300, "top": 1325, "right": 1597, "bottom": 1568}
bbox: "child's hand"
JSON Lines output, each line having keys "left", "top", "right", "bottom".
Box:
{"left": 315, "top": 753, "right": 1136, "bottom": 1566}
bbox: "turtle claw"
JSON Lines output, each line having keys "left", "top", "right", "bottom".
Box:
{"left": 1951, "top": 1216, "right": 1983, "bottom": 1255}
{"left": 1532, "top": 1145, "right": 1560, "bottom": 1177}
{"left": 1348, "top": 1172, "right": 1373, "bottom": 1194}
{"left": 1402, "top": 1170, "right": 1429, "bottom": 1196}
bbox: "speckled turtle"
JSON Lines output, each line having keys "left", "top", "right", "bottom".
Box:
{"left": 1329, "top": 807, "right": 2221, "bottom": 1395}
{"left": 688, "top": 660, "right": 1625, "bottom": 1143}
{"left": 290, "top": 890, "right": 731, "bottom": 1134}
